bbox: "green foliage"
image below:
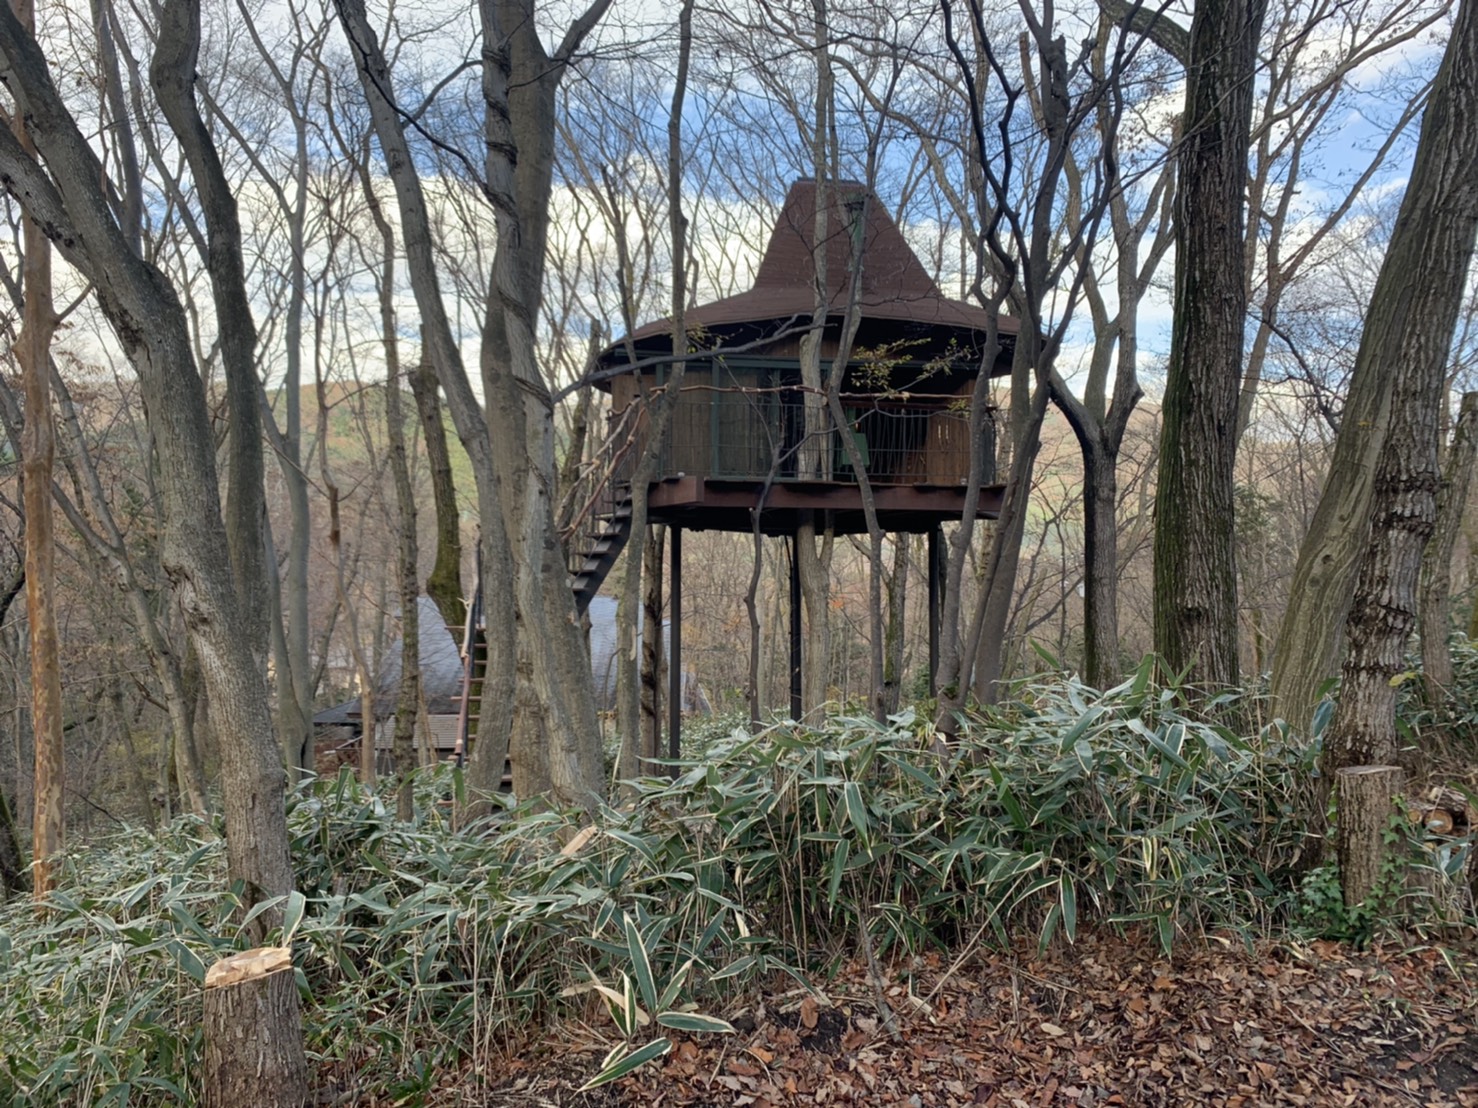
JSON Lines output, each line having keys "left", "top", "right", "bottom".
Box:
{"left": 1294, "top": 863, "right": 1382, "bottom": 944}
{"left": 1405, "top": 633, "right": 1478, "bottom": 744}
{"left": 1296, "top": 812, "right": 1476, "bottom": 946}
{"left": 570, "top": 911, "right": 736, "bottom": 1090}
{"left": 0, "top": 663, "right": 1323, "bottom": 1103}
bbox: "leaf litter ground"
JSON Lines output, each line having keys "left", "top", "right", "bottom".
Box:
{"left": 466, "top": 931, "right": 1478, "bottom": 1107}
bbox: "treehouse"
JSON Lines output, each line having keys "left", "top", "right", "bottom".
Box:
{"left": 578, "top": 180, "right": 1014, "bottom": 557}
{"left": 454, "top": 181, "right": 1016, "bottom": 774}
{"left": 558, "top": 179, "right": 1017, "bottom": 744}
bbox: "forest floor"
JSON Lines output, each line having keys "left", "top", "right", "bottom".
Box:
{"left": 465, "top": 930, "right": 1478, "bottom": 1108}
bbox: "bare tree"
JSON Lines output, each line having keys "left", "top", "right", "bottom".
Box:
{"left": 211, "top": 0, "right": 332, "bottom": 778}
{"left": 409, "top": 359, "right": 464, "bottom": 629}
{"left": 331, "top": 0, "right": 609, "bottom": 806}
{"left": 1315, "top": 0, "right": 1478, "bottom": 774}
{"left": 1151, "top": 0, "right": 1269, "bottom": 689}
{"left": 1043, "top": 23, "right": 1174, "bottom": 688}
{"left": 6, "top": 0, "right": 63, "bottom": 899}
{"left": 0, "top": 0, "right": 301, "bottom": 967}
{"left": 152, "top": 0, "right": 270, "bottom": 664}
{"left": 615, "top": 0, "right": 695, "bottom": 780}
{"left": 1422, "top": 390, "right": 1478, "bottom": 700}
{"left": 1273, "top": 0, "right": 1478, "bottom": 736}
{"left": 1236, "top": 0, "right": 1448, "bottom": 442}
{"left": 931, "top": 0, "right": 1139, "bottom": 718}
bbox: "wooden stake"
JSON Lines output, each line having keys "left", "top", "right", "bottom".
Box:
{"left": 202, "top": 946, "right": 309, "bottom": 1107}
{"left": 1336, "top": 765, "right": 1404, "bottom": 908}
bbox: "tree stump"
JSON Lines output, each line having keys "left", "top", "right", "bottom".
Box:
{"left": 1337, "top": 765, "right": 1404, "bottom": 908}
{"left": 202, "top": 946, "right": 309, "bottom": 1108}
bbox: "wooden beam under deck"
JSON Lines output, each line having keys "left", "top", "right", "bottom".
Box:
{"left": 644, "top": 476, "right": 1005, "bottom": 535}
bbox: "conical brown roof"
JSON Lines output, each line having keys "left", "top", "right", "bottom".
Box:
{"left": 626, "top": 179, "right": 1016, "bottom": 344}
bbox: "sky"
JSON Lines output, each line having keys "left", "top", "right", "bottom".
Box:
{"left": 1, "top": 0, "right": 1461, "bottom": 427}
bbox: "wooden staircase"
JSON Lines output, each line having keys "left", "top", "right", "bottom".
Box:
{"left": 454, "top": 450, "right": 635, "bottom": 770}
{"left": 570, "top": 486, "right": 632, "bottom": 616}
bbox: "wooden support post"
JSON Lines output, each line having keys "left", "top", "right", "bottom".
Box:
{"left": 202, "top": 946, "right": 309, "bottom": 1108}
{"left": 790, "top": 535, "right": 803, "bottom": 721}
{"left": 668, "top": 525, "right": 682, "bottom": 765}
{"left": 928, "top": 526, "right": 942, "bottom": 697}
{"left": 1337, "top": 765, "right": 1405, "bottom": 908}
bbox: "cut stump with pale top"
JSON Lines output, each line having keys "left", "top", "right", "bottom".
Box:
{"left": 202, "top": 945, "right": 309, "bottom": 1108}
{"left": 1336, "top": 765, "right": 1404, "bottom": 909}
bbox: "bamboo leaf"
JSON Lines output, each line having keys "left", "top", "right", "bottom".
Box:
{"left": 578, "top": 1037, "right": 672, "bottom": 1091}
{"left": 843, "top": 781, "right": 870, "bottom": 843}
{"left": 624, "top": 914, "right": 659, "bottom": 1015}
{"left": 281, "top": 891, "right": 306, "bottom": 945}
{"left": 1059, "top": 873, "right": 1077, "bottom": 943}
{"left": 657, "top": 1011, "right": 736, "bottom": 1034}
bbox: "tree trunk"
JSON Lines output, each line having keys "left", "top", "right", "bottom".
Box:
{"left": 746, "top": 515, "right": 767, "bottom": 730}
{"left": 1323, "top": 227, "right": 1462, "bottom": 772}
{"left": 641, "top": 525, "right": 665, "bottom": 765}
{"left": 796, "top": 519, "right": 834, "bottom": 714}
{"left": 1080, "top": 431, "right": 1120, "bottom": 687}
{"left": 616, "top": 540, "right": 644, "bottom": 783}
{"left": 819, "top": 192, "right": 885, "bottom": 723}
{"left": 331, "top": 0, "right": 520, "bottom": 812}
{"left": 1421, "top": 391, "right": 1478, "bottom": 699}
{"left": 1274, "top": 0, "right": 1478, "bottom": 736}
{"left": 1324, "top": 7, "right": 1478, "bottom": 768}
{"left": 275, "top": 223, "right": 315, "bottom": 782}
{"left": 409, "top": 360, "right": 465, "bottom": 631}
{"left": 0, "top": 783, "right": 27, "bottom": 898}
{"left": 618, "top": 0, "right": 692, "bottom": 781}
{"left": 1053, "top": 322, "right": 1144, "bottom": 692}
{"left": 966, "top": 374, "right": 1050, "bottom": 705}
{"left": 795, "top": 34, "right": 836, "bottom": 720}
{"left": 202, "top": 947, "right": 308, "bottom": 1108}
{"left": 11, "top": 0, "right": 63, "bottom": 898}
{"left": 506, "top": 644, "right": 546, "bottom": 797}
{"left": 384, "top": 382, "right": 420, "bottom": 814}
{"left": 359, "top": 137, "right": 421, "bottom": 818}
{"left": 480, "top": 0, "right": 606, "bottom": 806}
{"left": 1336, "top": 765, "right": 1403, "bottom": 908}
{"left": 881, "top": 536, "right": 907, "bottom": 715}
{"left": 151, "top": 0, "right": 269, "bottom": 663}
{"left": 1323, "top": 369, "right": 1441, "bottom": 773}
{"left": 0, "top": 8, "right": 296, "bottom": 921}
{"left": 1151, "top": 0, "right": 1267, "bottom": 690}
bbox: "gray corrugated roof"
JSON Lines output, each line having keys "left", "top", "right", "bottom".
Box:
{"left": 312, "top": 596, "right": 464, "bottom": 724}
{"left": 374, "top": 595, "right": 465, "bottom": 717}
{"left": 587, "top": 595, "right": 705, "bottom": 711}
{"left": 313, "top": 594, "right": 707, "bottom": 724}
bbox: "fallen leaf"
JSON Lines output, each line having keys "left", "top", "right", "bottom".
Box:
{"left": 800, "top": 996, "right": 819, "bottom": 1030}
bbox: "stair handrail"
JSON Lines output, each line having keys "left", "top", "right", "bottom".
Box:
{"left": 562, "top": 403, "right": 642, "bottom": 570}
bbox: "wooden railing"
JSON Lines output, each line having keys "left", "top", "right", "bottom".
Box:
{"left": 656, "top": 390, "right": 995, "bottom": 487}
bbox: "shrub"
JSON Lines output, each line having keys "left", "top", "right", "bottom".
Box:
{"left": 0, "top": 660, "right": 1320, "bottom": 1104}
